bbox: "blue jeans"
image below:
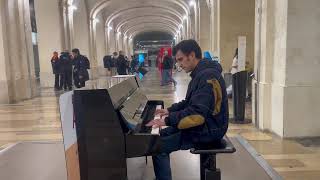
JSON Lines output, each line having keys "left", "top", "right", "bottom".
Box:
{"left": 152, "top": 127, "right": 193, "bottom": 180}
{"left": 152, "top": 125, "right": 228, "bottom": 180}
{"left": 161, "top": 69, "right": 176, "bottom": 86}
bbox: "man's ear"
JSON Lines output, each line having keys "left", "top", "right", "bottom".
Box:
{"left": 189, "top": 52, "right": 196, "bottom": 59}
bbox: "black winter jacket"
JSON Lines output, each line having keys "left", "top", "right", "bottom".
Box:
{"left": 165, "top": 60, "right": 229, "bottom": 143}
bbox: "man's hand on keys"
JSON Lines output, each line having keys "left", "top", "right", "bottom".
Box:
{"left": 155, "top": 109, "right": 169, "bottom": 117}
{"left": 146, "top": 116, "right": 167, "bottom": 128}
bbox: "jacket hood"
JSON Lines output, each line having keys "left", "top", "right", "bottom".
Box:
{"left": 191, "top": 59, "right": 222, "bottom": 78}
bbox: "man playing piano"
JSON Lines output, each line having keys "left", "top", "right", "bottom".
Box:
{"left": 146, "top": 39, "right": 229, "bottom": 180}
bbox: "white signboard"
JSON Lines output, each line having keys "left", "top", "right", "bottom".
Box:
{"left": 238, "top": 36, "right": 246, "bottom": 72}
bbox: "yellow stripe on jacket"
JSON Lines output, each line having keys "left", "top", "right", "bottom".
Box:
{"left": 178, "top": 115, "right": 205, "bottom": 129}
{"left": 207, "top": 79, "right": 222, "bottom": 115}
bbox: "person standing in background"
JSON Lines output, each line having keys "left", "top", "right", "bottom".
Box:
{"left": 51, "top": 51, "right": 62, "bottom": 90}
{"left": 161, "top": 51, "right": 177, "bottom": 86}
{"left": 60, "top": 51, "right": 73, "bottom": 90}
{"left": 111, "top": 52, "right": 118, "bottom": 76}
{"left": 230, "top": 48, "right": 239, "bottom": 75}
{"left": 116, "top": 51, "right": 128, "bottom": 75}
{"left": 72, "top": 49, "right": 90, "bottom": 88}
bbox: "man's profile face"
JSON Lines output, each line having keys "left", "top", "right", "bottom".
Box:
{"left": 175, "top": 50, "right": 196, "bottom": 73}
{"left": 72, "top": 52, "right": 77, "bottom": 58}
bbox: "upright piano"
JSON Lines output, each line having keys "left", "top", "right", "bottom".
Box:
{"left": 63, "top": 76, "right": 163, "bottom": 180}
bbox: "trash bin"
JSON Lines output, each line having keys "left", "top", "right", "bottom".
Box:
{"left": 230, "top": 71, "right": 251, "bottom": 124}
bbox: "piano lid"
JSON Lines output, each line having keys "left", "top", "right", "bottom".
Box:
{"left": 107, "top": 77, "right": 149, "bottom": 129}
{"left": 107, "top": 77, "right": 139, "bottom": 109}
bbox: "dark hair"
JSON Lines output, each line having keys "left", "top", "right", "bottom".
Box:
{"left": 72, "top": 48, "right": 80, "bottom": 55}
{"left": 173, "top": 39, "right": 202, "bottom": 59}
{"left": 234, "top": 48, "right": 238, "bottom": 58}
{"left": 113, "top": 52, "right": 118, "bottom": 56}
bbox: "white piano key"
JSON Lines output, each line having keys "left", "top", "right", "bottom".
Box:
{"left": 151, "top": 127, "right": 160, "bottom": 135}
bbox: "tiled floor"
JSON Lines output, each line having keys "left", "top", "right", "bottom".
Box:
{"left": 0, "top": 69, "right": 320, "bottom": 179}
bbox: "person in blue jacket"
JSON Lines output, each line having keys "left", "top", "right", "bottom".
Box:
{"left": 146, "top": 39, "right": 229, "bottom": 180}
{"left": 204, "top": 51, "right": 212, "bottom": 60}
{"left": 147, "top": 40, "right": 229, "bottom": 180}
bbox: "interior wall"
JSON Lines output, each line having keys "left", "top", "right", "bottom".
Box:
{"left": 73, "top": 0, "right": 90, "bottom": 57}
{"left": 220, "top": 0, "right": 255, "bottom": 71}
{"left": 282, "top": 0, "right": 320, "bottom": 137}
{"left": 35, "top": 0, "right": 63, "bottom": 87}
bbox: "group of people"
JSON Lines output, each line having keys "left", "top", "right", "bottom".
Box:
{"left": 51, "top": 49, "right": 90, "bottom": 90}
{"left": 103, "top": 50, "right": 140, "bottom": 76}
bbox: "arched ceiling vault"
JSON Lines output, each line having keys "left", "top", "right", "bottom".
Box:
{"left": 125, "top": 23, "right": 177, "bottom": 37}
{"left": 89, "top": 0, "right": 190, "bottom": 19}
{"left": 123, "top": 21, "right": 179, "bottom": 36}
{"left": 116, "top": 15, "right": 181, "bottom": 33}
{"left": 86, "top": 0, "right": 193, "bottom": 50}
{"left": 130, "top": 28, "right": 175, "bottom": 40}
{"left": 105, "top": 6, "right": 184, "bottom": 28}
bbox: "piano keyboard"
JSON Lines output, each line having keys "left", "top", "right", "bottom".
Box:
{"left": 151, "top": 105, "right": 162, "bottom": 134}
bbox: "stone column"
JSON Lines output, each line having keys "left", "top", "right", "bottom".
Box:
{"left": 0, "top": 0, "right": 10, "bottom": 103}
{"left": 213, "top": 0, "right": 220, "bottom": 57}
{"left": 0, "top": 0, "right": 39, "bottom": 103}
{"left": 199, "top": 0, "right": 211, "bottom": 52}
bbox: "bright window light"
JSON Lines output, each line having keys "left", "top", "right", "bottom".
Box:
{"left": 183, "top": 15, "right": 187, "bottom": 20}
{"left": 70, "top": 5, "right": 77, "bottom": 11}
{"left": 94, "top": 18, "right": 100, "bottom": 23}
{"left": 189, "top": 1, "right": 196, "bottom": 7}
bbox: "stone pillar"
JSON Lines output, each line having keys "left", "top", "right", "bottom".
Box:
{"left": 0, "top": 0, "right": 10, "bottom": 103}
{"left": 253, "top": 0, "right": 276, "bottom": 130}
{"left": 108, "top": 23, "right": 116, "bottom": 54}
{"left": 128, "top": 39, "right": 133, "bottom": 56}
{"left": 213, "top": 0, "right": 220, "bottom": 57}
{"left": 0, "top": 0, "right": 39, "bottom": 103}
{"left": 199, "top": 0, "right": 211, "bottom": 52}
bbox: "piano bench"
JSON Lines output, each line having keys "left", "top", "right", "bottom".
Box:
{"left": 190, "top": 136, "right": 236, "bottom": 180}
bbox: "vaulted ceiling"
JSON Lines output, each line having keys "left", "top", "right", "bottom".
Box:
{"left": 86, "top": 0, "right": 195, "bottom": 40}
